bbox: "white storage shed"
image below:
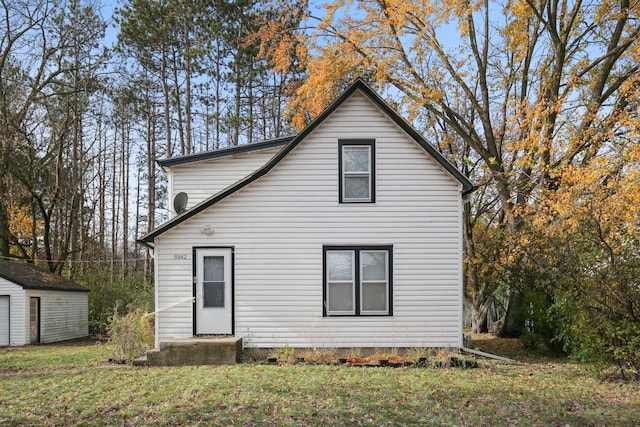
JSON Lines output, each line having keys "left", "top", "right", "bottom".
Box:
{"left": 0, "top": 259, "right": 89, "bottom": 346}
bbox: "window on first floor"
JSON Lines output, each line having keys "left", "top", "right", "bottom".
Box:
{"left": 323, "top": 245, "right": 392, "bottom": 316}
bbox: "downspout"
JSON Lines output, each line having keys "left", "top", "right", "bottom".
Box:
{"left": 460, "top": 346, "right": 515, "bottom": 363}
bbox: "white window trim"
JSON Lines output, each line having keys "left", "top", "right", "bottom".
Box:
{"left": 326, "top": 251, "right": 356, "bottom": 316}
{"left": 342, "top": 145, "right": 372, "bottom": 202}
{"left": 359, "top": 250, "right": 389, "bottom": 315}
{"left": 339, "top": 140, "right": 376, "bottom": 203}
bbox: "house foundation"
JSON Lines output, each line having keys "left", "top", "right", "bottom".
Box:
{"left": 134, "top": 336, "right": 242, "bottom": 366}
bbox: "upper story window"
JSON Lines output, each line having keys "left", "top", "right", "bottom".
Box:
{"left": 339, "top": 139, "right": 375, "bottom": 203}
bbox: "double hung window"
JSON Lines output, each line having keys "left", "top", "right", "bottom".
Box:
{"left": 324, "top": 246, "right": 392, "bottom": 316}
{"left": 339, "top": 140, "right": 375, "bottom": 203}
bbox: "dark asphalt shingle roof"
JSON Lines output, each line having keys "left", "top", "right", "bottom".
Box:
{"left": 157, "top": 136, "right": 295, "bottom": 168}
{"left": 0, "top": 258, "right": 89, "bottom": 292}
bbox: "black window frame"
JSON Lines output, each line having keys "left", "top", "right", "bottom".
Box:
{"left": 338, "top": 139, "right": 376, "bottom": 203}
{"left": 323, "top": 245, "right": 393, "bottom": 317}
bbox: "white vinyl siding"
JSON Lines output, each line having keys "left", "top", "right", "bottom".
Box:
{"left": 26, "top": 290, "right": 88, "bottom": 344}
{"left": 0, "top": 278, "right": 26, "bottom": 346}
{"left": 154, "top": 90, "right": 464, "bottom": 349}
{"left": 167, "top": 146, "right": 283, "bottom": 217}
{"left": 0, "top": 296, "right": 9, "bottom": 346}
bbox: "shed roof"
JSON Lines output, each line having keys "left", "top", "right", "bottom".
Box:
{"left": 0, "top": 259, "right": 89, "bottom": 292}
{"left": 157, "top": 135, "right": 295, "bottom": 169}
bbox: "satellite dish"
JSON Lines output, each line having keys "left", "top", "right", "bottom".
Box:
{"left": 173, "top": 192, "right": 188, "bottom": 214}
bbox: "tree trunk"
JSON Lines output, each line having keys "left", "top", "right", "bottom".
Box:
{"left": 145, "top": 98, "right": 156, "bottom": 284}
{"left": 111, "top": 129, "right": 119, "bottom": 271}
{"left": 161, "top": 47, "right": 172, "bottom": 157}
{"left": 247, "top": 78, "right": 253, "bottom": 144}
{"left": 500, "top": 288, "right": 525, "bottom": 337}
{"left": 215, "top": 49, "right": 221, "bottom": 149}
{"left": 98, "top": 126, "right": 106, "bottom": 252}
{"left": 134, "top": 168, "right": 141, "bottom": 272}
{"left": 232, "top": 51, "right": 241, "bottom": 147}
{"left": 183, "top": 15, "right": 192, "bottom": 154}
{"left": 120, "top": 124, "right": 129, "bottom": 275}
{"left": 0, "top": 207, "right": 10, "bottom": 257}
{"left": 471, "top": 305, "right": 489, "bottom": 334}
{"left": 172, "top": 49, "right": 186, "bottom": 155}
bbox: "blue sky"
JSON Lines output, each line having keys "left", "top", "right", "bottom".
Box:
{"left": 98, "top": 0, "right": 118, "bottom": 48}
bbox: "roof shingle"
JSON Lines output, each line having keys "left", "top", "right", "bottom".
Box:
{"left": 0, "top": 259, "right": 89, "bottom": 292}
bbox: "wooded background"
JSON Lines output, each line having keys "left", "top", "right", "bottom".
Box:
{"left": 1, "top": 0, "right": 638, "bottom": 374}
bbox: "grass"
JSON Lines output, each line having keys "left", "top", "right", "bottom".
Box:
{"left": 1, "top": 338, "right": 639, "bottom": 426}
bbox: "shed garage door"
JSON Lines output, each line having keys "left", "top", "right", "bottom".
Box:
{"left": 0, "top": 296, "right": 8, "bottom": 346}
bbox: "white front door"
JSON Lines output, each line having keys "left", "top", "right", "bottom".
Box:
{"left": 195, "top": 248, "right": 233, "bottom": 335}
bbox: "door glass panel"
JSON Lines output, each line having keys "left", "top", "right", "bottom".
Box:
{"left": 30, "top": 299, "right": 37, "bottom": 322}
{"left": 203, "top": 256, "right": 224, "bottom": 282}
{"left": 203, "top": 256, "right": 224, "bottom": 308}
{"left": 203, "top": 281, "right": 225, "bottom": 308}
{"left": 30, "top": 298, "right": 39, "bottom": 344}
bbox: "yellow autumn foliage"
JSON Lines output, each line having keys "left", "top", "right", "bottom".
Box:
{"left": 7, "top": 203, "right": 43, "bottom": 251}
{"left": 258, "top": 0, "right": 640, "bottom": 364}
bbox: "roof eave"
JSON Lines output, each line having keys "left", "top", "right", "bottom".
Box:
{"left": 138, "top": 81, "right": 367, "bottom": 245}
{"left": 0, "top": 267, "right": 89, "bottom": 292}
{"left": 20, "top": 284, "right": 90, "bottom": 292}
{"left": 353, "top": 81, "right": 475, "bottom": 194}
{"left": 156, "top": 136, "right": 295, "bottom": 169}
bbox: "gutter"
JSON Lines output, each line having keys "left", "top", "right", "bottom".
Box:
{"left": 462, "top": 185, "right": 478, "bottom": 199}
{"left": 138, "top": 239, "right": 154, "bottom": 250}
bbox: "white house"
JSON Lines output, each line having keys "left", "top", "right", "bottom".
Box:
{"left": 140, "top": 79, "right": 474, "bottom": 350}
{"left": 0, "top": 259, "right": 89, "bottom": 346}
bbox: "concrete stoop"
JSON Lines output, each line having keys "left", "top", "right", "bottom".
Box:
{"left": 133, "top": 336, "right": 243, "bottom": 366}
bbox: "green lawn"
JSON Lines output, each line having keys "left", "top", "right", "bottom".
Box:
{"left": 1, "top": 339, "right": 639, "bottom": 426}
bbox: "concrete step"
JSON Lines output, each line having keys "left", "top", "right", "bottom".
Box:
{"left": 141, "top": 336, "right": 243, "bottom": 367}
{"left": 132, "top": 353, "right": 149, "bottom": 367}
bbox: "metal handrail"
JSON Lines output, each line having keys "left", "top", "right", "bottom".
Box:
{"left": 144, "top": 297, "right": 195, "bottom": 317}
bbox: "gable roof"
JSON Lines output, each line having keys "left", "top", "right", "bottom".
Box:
{"left": 157, "top": 135, "right": 295, "bottom": 169}
{"left": 140, "top": 78, "right": 475, "bottom": 248}
{"left": 0, "top": 258, "right": 89, "bottom": 292}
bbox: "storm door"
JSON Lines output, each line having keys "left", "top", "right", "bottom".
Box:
{"left": 195, "top": 248, "right": 233, "bottom": 335}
